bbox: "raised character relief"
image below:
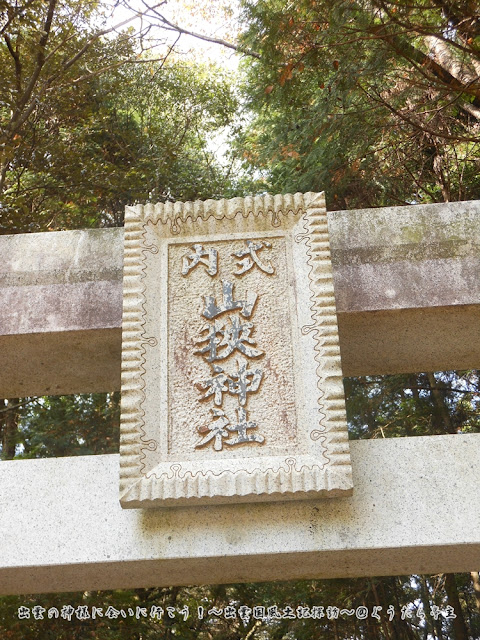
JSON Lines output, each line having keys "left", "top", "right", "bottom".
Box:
{"left": 195, "top": 359, "right": 263, "bottom": 407}
{"left": 196, "top": 407, "right": 264, "bottom": 451}
{"left": 233, "top": 240, "right": 275, "bottom": 275}
{"left": 182, "top": 240, "right": 276, "bottom": 451}
{"left": 194, "top": 315, "right": 264, "bottom": 363}
{"left": 181, "top": 243, "right": 218, "bottom": 277}
{"left": 202, "top": 280, "right": 257, "bottom": 320}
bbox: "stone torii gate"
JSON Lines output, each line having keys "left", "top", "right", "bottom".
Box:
{"left": 0, "top": 199, "right": 479, "bottom": 594}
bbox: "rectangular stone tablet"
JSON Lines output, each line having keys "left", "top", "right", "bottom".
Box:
{"left": 120, "top": 193, "right": 352, "bottom": 507}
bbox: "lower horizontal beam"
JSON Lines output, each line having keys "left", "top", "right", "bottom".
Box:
{"left": 0, "top": 434, "right": 478, "bottom": 595}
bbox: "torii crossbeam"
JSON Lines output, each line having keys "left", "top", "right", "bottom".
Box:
{"left": 0, "top": 200, "right": 479, "bottom": 594}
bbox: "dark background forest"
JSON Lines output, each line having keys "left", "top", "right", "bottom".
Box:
{"left": 1, "top": 0, "right": 480, "bottom": 638}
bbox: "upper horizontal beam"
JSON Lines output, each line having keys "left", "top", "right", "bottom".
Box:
{"left": 1, "top": 200, "right": 479, "bottom": 397}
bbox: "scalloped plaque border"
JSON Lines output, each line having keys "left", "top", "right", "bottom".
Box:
{"left": 120, "top": 193, "right": 353, "bottom": 508}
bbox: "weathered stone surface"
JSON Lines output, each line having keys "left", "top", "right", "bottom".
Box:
{"left": 120, "top": 193, "right": 352, "bottom": 506}
{"left": 329, "top": 199, "right": 480, "bottom": 312}
{"left": 0, "top": 434, "right": 478, "bottom": 594}
{"left": 0, "top": 228, "right": 123, "bottom": 396}
{"left": 1, "top": 200, "right": 480, "bottom": 397}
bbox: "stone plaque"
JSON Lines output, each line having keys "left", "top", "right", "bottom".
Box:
{"left": 120, "top": 193, "right": 353, "bottom": 507}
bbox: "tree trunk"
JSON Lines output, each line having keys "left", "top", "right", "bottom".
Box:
{"left": 419, "top": 576, "right": 436, "bottom": 639}
{"left": 424, "top": 35, "right": 479, "bottom": 88}
{"left": 426, "top": 372, "right": 456, "bottom": 434}
{"left": 444, "top": 573, "right": 470, "bottom": 640}
{"left": 1, "top": 398, "right": 19, "bottom": 460}
{"left": 370, "top": 579, "right": 393, "bottom": 640}
{"left": 0, "top": 159, "right": 9, "bottom": 197}
{"left": 471, "top": 571, "right": 480, "bottom": 612}
{"left": 390, "top": 577, "right": 417, "bottom": 640}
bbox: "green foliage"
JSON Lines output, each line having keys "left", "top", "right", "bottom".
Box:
{"left": 346, "top": 370, "right": 480, "bottom": 440}
{"left": 14, "top": 393, "right": 120, "bottom": 458}
{"left": 1, "top": 369, "right": 479, "bottom": 639}
{"left": 235, "top": 0, "right": 480, "bottom": 208}
{"left": 0, "top": 0, "right": 246, "bottom": 233}
{"left": 1, "top": 55, "right": 241, "bottom": 232}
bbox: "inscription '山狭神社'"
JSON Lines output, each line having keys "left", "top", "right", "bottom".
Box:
{"left": 181, "top": 240, "right": 275, "bottom": 451}
{"left": 168, "top": 236, "right": 296, "bottom": 458}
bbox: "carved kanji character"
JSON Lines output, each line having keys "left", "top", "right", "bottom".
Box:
{"left": 219, "top": 316, "right": 264, "bottom": 359}
{"left": 182, "top": 244, "right": 218, "bottom": 276}
{"left": 194, "top": 315, "right": 264, "bottom": 362}
{"left": 228, "top": 358, "right": 263, "bottom": 406}
{"left": 233, "top": 240, "right": 275, "bottom": 275}
{"left": 225, "top": 407, "right": 264, "bottom": 447}
{"left": 196, "top": 365, "right": 229, "bottom": 406}
{"left": 194, "top": 321, "right": 222, "bottom": 362}
{"left": 196, "top": 407, "right": 265, "bottom": 451}
{"left": 196, "top": 408, "right": 230, "bottom": 451}
{"left": 202, "top": 280, "right": 257, "bottom": 319}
